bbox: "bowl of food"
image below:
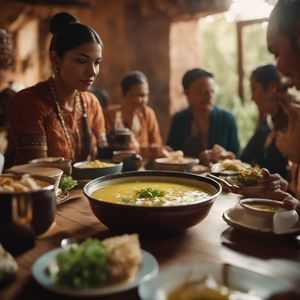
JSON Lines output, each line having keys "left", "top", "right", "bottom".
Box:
{"left": 29, "top": 157, "right": 72, "bottom": 176}
{"left": 210, "top": 159, "right": 251, "bottom": 176}
{"left": 239, "top": 198, "right": 285, "bottom": 219}
{"left": 154, "top": 151, "right": 199, "bottom": 172}
{"left": 7, "top": 164, "right": 63, "bottom": 195}
{"left": 83, "top": 171, "right": 221, "bottom": 234}
{"left": 0, "top": 173, "right": 56, "bottom": 252}
{"left": 72, "top": 160, "right": 123, "bottom": 180}
{"left": 138, "top": 263, "right": 292, "bottom": 300}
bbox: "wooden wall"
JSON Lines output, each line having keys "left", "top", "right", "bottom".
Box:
{"left": 0, "top": 0, "right": 231, "bottom": 139}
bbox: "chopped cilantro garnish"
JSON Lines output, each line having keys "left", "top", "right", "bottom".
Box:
{"left": 135, "top": 187, "right": 165, "bottom": 198}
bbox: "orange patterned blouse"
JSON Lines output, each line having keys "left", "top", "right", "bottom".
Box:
{"left": 8, "top": 79, "right": 106, "bottom": 163}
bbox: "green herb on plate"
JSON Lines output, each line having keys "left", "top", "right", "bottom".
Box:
{"left": 59, "top": 176, "right": 77, "bottom": 193}
{"left": 47, "top": 238, "right": 109, "bottom": 289}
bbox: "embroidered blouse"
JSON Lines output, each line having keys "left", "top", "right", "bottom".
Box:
{"left": 8, "top": 79, "right": 106, "bottom": 163}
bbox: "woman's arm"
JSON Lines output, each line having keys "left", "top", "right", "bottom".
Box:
{"left": 7, "top": 89, "right": 48, "bottom": 164}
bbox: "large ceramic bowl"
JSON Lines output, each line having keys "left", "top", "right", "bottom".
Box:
{"left": 72, "top": 160, "right": 123, "bottom": 180}
{"left": 0, "top": 174, "right": 56, "bottom": 251}
{"left": 29, "top": 157, "right": 72, "bottom": 176}
{"left": 154, "top": 157, "right": 199, "bottom": 172}
{"left": 83, "top": 171, "right": 221, "bottom": 234}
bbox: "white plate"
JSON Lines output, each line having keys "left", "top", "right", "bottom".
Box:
{"left": 56, "top": 191, "right": 70, "bottom": 205}
{"left": 138, "top": 263, "right": 292, "bottom": 300}
{"left": 32, "top": 248, "right": 158, "bottom": 297}
{"left": 210, "top": 162, "right": 251, "bottom": 176}
{"left": 223, "top": 205, "right": 300, "bottom": 237}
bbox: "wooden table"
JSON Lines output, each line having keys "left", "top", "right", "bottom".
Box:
{"left": 1, "top": 190, "right": 300, "bottom": 300}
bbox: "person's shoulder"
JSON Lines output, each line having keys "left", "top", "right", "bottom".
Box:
{"left": 82, "top": 91, "right": 99, "bottom": 104}
{"left": 105, "top": 103, "right": 121, "bottom": 112}
{"left": 144, "top": 106, "right": 157, "bottom": 116}
{"left": 214, "top": 105, "right": 236, "bottom": 119}
{"left": 172, "top": 107, "right": 190, "bottom": 118}
{"left": 10, "top": 83, "right": 43, "bottom": 106}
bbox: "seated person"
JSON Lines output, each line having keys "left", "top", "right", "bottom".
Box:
{"left": 8, "top": 12, "right": 107, "bottom": 164}
{"left": 240, "top": 64, "right": 288, "bottom": 179}
{"left": 267, "top": 0, "right": 300, "bottom": 201}
{"left": 224, "top": 0, "right": 300, "bottom": 213}
{"left": 105, "top": 70, "right": 164, "bottom": 159}
{"left": 167, "top": 68, "right": 240, "bottom": 163}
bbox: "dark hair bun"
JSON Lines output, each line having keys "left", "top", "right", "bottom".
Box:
{"left": 49, "top": 12, "right": 79, "bottom": 34}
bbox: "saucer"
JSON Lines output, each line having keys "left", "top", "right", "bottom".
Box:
{"left": 223, "top": 205, "right": 300, "bottom": 238}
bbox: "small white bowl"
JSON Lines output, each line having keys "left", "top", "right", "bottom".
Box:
{"left": 29, "top": 157, "right": 72, "bottom": 176}
{"left": 239, "top": 198, "right": 284, "bottom": 219}
{"left": 7, "top": 164, "right": 63, "bottom": 195}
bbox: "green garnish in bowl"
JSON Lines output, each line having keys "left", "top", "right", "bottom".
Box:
{"left": 135, "top": 188, "right": 165, "bottom": 198}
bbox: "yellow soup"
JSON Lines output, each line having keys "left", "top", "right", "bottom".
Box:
{"left": 250, "top": 203, "right": 280, "bottom": 212}
{"left": 91, "top": 181, "right": 212, "bottom": 207}
{"left": 79, "top": 160, "right": 114, "bottom": 169}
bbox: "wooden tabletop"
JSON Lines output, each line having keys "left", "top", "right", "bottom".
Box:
{"left": 1, "top": 189, "right": 300, "bottom": 300}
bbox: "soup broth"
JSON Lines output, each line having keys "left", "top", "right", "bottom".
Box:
{"left": 91, "top": 181, "right": 212, "bottom": 207}
{"left": 250, "top": 203, "right": 281, "bottom": 212}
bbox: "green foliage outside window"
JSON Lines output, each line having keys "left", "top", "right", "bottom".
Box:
{"left": 200, "top": 15, "right": 275, "bottom": 149}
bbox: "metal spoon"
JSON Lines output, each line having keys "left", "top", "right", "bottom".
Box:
{"left": 60, "top": 237, "right": 78, "bottom": 248}
{"left": 206, "top": 173, "right": 234, "bottom": 189}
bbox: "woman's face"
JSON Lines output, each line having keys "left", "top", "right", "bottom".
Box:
{"left": 185, "top": 77, "right": 215, "bottom": 112}
{"left": 123, "top": 83, "right": 149, "bottom": 108}
{"left": 56, "top": 41, "right": 102, "bottom": 91}
{"left": 267, "top": 22, "right": 300, "bottom": 90}
{"left": 250, "top": 76, "right": 277, "bottom": 114}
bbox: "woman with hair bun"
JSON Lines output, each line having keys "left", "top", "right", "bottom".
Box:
{"left": 8, "top": 12, "right": 107, "bottom": 163}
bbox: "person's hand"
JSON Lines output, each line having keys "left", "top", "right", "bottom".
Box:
{"left": 149, "top": 144, "right": 172, "bottom": 159}
{"left": 260, "top": 168, "right": 289, "bottom": 191}
{"left": 230, "top": 169, "right": 289, "bottom": 200}
{"left": 199, "top": 144, "right": 236, "bottom": 166}
{"left": 282, "top": 194, "right": 300, "bottom": 212}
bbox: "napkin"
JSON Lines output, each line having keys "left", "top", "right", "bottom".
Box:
{"left": 273, "top": 210, "right": 299, "bottom": 234}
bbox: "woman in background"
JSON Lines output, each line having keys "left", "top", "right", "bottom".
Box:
{"left": 105, "top": 70, "right": 164, "bottom": 159}
{"left": 167, "top": 68, "right": 240, "bottom": 165}
{"left": 8, "top": 12, "right": 107, "bottom": 164}
{"left": 241, "top": 64, "right": 288, "bottom": 179}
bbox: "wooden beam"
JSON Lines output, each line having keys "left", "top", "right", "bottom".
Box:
{"left": 236, "top": 18, "right": 269, "bottom": 102}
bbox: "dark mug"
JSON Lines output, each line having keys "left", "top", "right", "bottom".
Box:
{"left": 107, "top": 129, "right": 132, "bottom": 150}
{"left": 0, "top": 193, "right": 35, "bottom": 254}
{"left": 112, "top": 151, "right": 142, "bottom": 171}
{"left": 0, "top": 174, "right": 56, "bottom": 254}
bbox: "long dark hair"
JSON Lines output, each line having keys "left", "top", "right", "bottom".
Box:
{"left": 251, "top": 64, "right": 281, "bottom": 89}
{"left": 269, "top": 0, "right": 300, "bottom": 51}
{"left": 49, "top": 12, "right": 103, "bottom": 160}
{"left": 121, "top": 71, "right": 148, "bottom": 94}
{"left": 49, "top": 12, "right": 103, "bottom": 57}
{"left": 182, "top": 68, "right": 214, "bottom": 90}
